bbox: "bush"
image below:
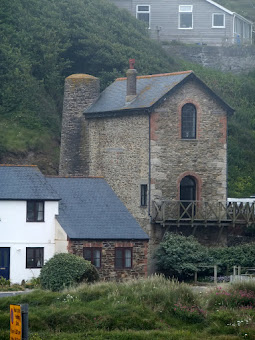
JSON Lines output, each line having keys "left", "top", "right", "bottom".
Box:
{"left": 155, "top": 233, "right": 210, "bottom": 280}
{"left": 40, "top": 253, "right": 99, "bottom": 291}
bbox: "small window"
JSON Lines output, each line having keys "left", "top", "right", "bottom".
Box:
{"left": 140, "top": 184, "right": 148, "bottom": 207}
{"left": 179, "top": 5, "right": 193, "bottom": 29}
{"left": 115, "top": 248, "right": 132, "bottom": 269}
{"left": 136, "top": 5, "right": 150, "bottom": 28}
{"left": 212, "top": 13, "right": 225, "bottom": 28}
{"left": 27, "top": 201, "right": 44, "bottom": 222}
{"left": 83, "top": 248, "right": 101, "bottom": 268}
{"left": 181, "top": 104, "right": 196, "bottom": 139}
{"left": 26, "top": 247, "right": 44, "bottom": 268}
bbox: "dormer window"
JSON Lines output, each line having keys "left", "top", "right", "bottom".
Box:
{"left": 27, "top": 200, "right": 44, "bottom": 222}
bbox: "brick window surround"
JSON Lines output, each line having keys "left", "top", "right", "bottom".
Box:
{"left": 177, "top": 171, "right": 202, "bottom": 202}
{"left": 83, "top": 247, "right": 102, "bottom": 268}
{"left": 115, "top": 248, "right": 132, "bottom": 269}
{"left": 178, "top": 99, "right": 201, "bottom": 139}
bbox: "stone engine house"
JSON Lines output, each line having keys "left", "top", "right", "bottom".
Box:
{"left": 59, "top": 63, "right": 234, "bottom": 273}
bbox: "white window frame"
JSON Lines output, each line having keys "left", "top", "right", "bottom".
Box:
{"left": 212, "top": 13, "right": 225, "bottom": 28}
{"left": 136, "top": 5, "right": 151, "bottom": 29}
{"left": 179, "top": 5, "right": 193, "bottom": 30}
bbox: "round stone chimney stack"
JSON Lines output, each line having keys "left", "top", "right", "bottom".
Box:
{"left": 59, "top": 74, "right": 100, "bottom": 176}
{"left": 126, "top": 59, "right": 137, "bottom": 102}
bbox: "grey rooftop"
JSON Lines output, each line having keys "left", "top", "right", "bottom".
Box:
{"left": 0, "top": 165, "right": 60, "bottom": 200}
{"left": 85, "top": 71, "right": 234, "bottom": 117}
{"left": 47, "top": 177, "right": 149, "bottom": 240}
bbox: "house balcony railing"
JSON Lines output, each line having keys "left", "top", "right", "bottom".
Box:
{"left": 151, "top": 200, "right": 255, "bottom": 227}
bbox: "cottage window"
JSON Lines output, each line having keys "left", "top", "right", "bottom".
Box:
{"left": 136, "top": 5, "right": 150, "bottom": 28}
{"left": 83, "top": 248, "right": 101, "bottom": 268}
{"left": 212, "top": 13, "right": 225, "bottom": 28}
{"left": 179, "top": 5, "right": 193, "bottom": 29}
{"left": 26, "top": 200, "right": 44, "bottom": 222}
{"left": 181, "top": 103, "right": 196, "bottom": 139}
{"left": 26, "top": 247, "right": 44, "bottom": 268}
{"left": 115, "top": 248, "right": 132, "bottom": 269}
{"left": 140, "top": 184, "right": 148, "bottom": 206}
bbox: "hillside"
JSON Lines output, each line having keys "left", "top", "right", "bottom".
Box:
{"left": 0, "top": 0, "right": 255, "bottom": 196}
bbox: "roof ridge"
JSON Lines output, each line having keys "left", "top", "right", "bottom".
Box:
{"left": 0, "top": 164, "right": 38, "bottom": 167}
{"left": 116, "top": 70, "right": 193, "bottom": 81}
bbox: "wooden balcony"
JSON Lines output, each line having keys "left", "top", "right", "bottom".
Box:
{"left": 151, "top": 200, "right": 255, "bottom": 227}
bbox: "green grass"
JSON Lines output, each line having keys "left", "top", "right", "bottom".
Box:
{"left": 1, "top": 276, "right": 255, "bottom": 339}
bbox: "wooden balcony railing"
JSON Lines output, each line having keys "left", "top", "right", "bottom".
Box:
{"left": 151, "top": 200, "right": 255, "bottom": 227}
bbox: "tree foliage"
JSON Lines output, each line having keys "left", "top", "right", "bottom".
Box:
{"left": 155, "top": 233, "right": 210, "bottom": 280}
{"left": 40, "top": 253, "right": 99, "bottom": 291}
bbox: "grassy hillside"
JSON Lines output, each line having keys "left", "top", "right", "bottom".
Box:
{"left": 1, "top": 277, "right": 255, "bottom": 339}
{"left": 1, "top": 0, "right": 255, "bottom": 196}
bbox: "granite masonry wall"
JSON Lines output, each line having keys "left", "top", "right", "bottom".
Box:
{"left": 68, "top": 240, "right": 148, "bottom": 281}
{"left": 59, "top": 74, "right": 100, "bottom": 176}
{"left": 163, "top": 45, "right": 255, "bottom": 74}
{"left": 150, "top": 79, "right": 228, "bottom": 205}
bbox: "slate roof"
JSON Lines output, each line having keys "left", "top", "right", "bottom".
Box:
{"left": 0, "top": 165, "right": 60, "bottom": 200}
{"left": 85, "top": 71, "right": 234, "bottom": 118}
{"left": 47, "top": 177, "right": 149, "bottom": 240}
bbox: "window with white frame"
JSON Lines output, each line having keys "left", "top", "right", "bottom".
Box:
{"left": 136, "top": 5, "right": 150, "bottom": 28}
{"left": 179, "top": 5, "right": 193, "bottom": 29}
{"left": 212, "top": 13, "right": 225, "bottom": 28}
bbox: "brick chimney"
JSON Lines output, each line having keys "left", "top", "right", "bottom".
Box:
{"left": 59, "top": 74, "right": 100, "bottom": 176}
{"left": 126, "top": 59, "right": 137, "bottom": 102}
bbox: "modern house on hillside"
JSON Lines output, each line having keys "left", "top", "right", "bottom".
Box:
{"left": 109, "top": 0, "right": 253, "bottom": 45}
{"left": 0, "top": 165, "right": 148, "bottom": 283}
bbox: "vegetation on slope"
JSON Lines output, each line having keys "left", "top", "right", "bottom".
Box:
{"left": 1, "top": 0, "right": 255, "bottom": 195}
{"left": 1, "top": 277, "right": 255, "bottom": 339}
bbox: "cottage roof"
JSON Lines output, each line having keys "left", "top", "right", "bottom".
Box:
{"left": 0, "top": 165, "right": 60, "bottom": 200}
{"left": 47, "top": 177, "right": 149, "bottom": 240}
{"left": 85, "top": 71, "right": 234, "bottom": 118}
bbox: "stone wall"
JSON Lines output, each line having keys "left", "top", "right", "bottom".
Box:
{"left": 59, "top": 74, "right": 100, "bottom": 176}
{"left": 68, "top": 239, "right": 148, "bottom": 281}
{"left": 163, "top": 45, "right": 255, "bottom": 74}
{"left": 150, "top": 79, "right": 228, "bottom": 204}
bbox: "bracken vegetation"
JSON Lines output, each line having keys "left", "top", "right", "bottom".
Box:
{"left": 1, "top": 276, "right": 255, "bottom": 339}
{"left": 1, "top": 0, "right": 255, "bottom": 195}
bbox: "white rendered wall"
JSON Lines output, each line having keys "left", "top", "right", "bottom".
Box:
{"left": 0, "top": 200, "right": 59, "bottom": 283}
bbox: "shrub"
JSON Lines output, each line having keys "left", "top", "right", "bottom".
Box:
{"left": 40, "top": 253, "right": 99, "bottom": 291}
{"left": 155, "top": 233, "right": 210, "bottom": 280}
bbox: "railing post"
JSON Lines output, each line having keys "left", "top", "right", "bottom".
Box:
{"left": 238, "top": 266, "right": 241, "bottom": 276}
{"left": 194, "top": 271, "right": 198, "bottom": 283}
{"left": 233, "top": 266, "right": 236, "bottom": 276}
{"left": 214, "top": 265, "right": 217, "bottom": 284}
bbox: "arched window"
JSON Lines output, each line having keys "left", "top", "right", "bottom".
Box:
{"left": 181, "top": 103, "right": 196, "bottom": 139}
{"left": 180, "top": 176, "right": 196, "bottom": 201}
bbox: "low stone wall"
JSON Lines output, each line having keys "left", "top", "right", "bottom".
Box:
{"left": 163, "top": 45, "right": 255, "bottom": 74}
{"left": 68, "top": 239, "right": 148, "bottom": 281}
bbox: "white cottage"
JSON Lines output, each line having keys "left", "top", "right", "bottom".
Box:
{"left": 0, "top": 165, "right": 64, "bottom": 283}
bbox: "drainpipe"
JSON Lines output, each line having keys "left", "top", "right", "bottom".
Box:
{"left": 148, "top": 111, "right": 151, "bottom": 218}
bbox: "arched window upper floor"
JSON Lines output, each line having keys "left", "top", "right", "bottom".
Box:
{"left": 181, "top": 103, "right": 196, "bottom": 139}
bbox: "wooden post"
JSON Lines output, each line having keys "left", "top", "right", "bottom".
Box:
{"left": 238, "top": 266, "right": 241, "bottom": 276}
{"left": 194, "top": 271, "right": 198, "bottom": 283}
{"left": 214, "top": 265, "right": 217, "bottom": 284}
{"left": 21, "top": 304, "right": 29, "bottom": 340}
{"left": 233, "top": 266, "right": 236, "bottom": 276}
